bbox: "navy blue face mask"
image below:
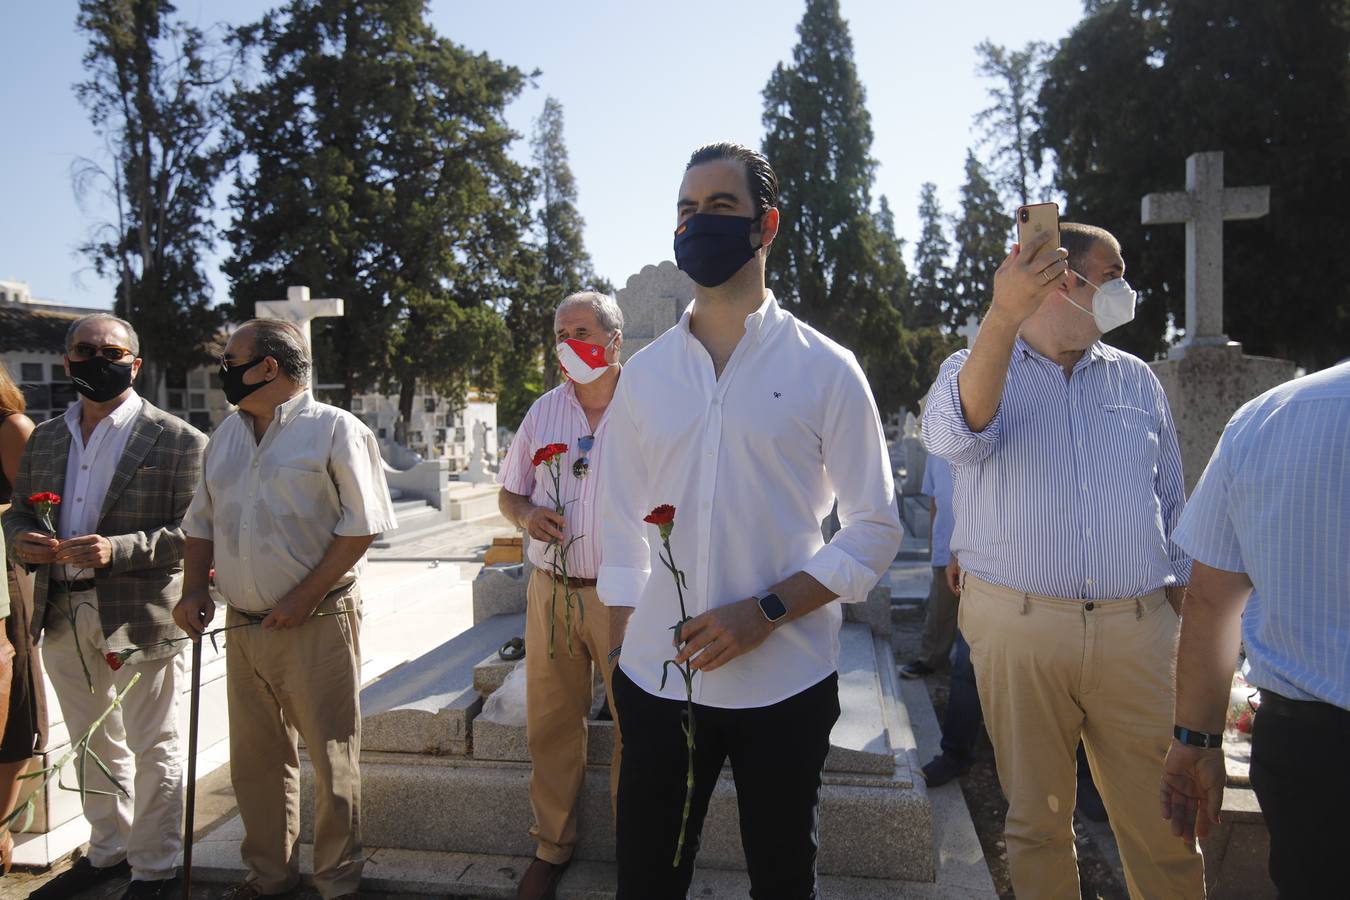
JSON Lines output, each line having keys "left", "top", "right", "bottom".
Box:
{"left": 674, "top": 213, "right": 761, "bottom": 287}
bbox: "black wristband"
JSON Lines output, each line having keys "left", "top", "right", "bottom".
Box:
{"left": 1174, "top": 725, "right": 1223, "bottom": 749}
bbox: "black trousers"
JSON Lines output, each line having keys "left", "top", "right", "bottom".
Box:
{"left": 611, "top": 666, "right": 840, "bottom": 900}
{"left": 1248, "top": 690, "right": 1350, "bottom": 899}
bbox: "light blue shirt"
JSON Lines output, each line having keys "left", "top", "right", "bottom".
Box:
{"left": 923, "top": 339, "right": 1189, "bottom": 600}
{"left": 1172, "top": 362, "right": 1350, "bottom": 710}
{"left": 921, "top": 453, "right": 955, "bottom": 566}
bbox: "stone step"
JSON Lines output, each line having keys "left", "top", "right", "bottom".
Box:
{"left": 448, "top": 482, "right": 501, "bottom": 521}
{"left": 372, "top": 501, "right": 453, "bottom": 549}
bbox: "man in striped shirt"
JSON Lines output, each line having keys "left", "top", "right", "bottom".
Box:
{"left": 496, "top": 290, "right": 624, "bottom": 900}
{"left": 923, "top": 222, "right": 1205, "bottom": 899}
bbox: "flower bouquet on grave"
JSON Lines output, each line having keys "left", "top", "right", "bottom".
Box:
{"left": 533, "top": 443, "right": 584, "bottom": 658}
{"left": 647, "top": 504, "right": 697, "bottom": 867}
{"left": 29, "top": 492, "right": 96, "bottom": 693}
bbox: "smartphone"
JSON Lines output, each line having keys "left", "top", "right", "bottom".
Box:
{"left": 1016, "top": 202, "right": 1060, "bottom": 250}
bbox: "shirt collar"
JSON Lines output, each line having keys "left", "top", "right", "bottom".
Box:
{"left": 1014, "top": 337, "right": 1116, "bottom": 371}
{"left": 272, "top": 390, "right": 313, "bottom": 428}
{"left": 677, "top": 290, "right": 785, "bottom": 345}
{"left": 65, "top": 390, "right": 143, "bottom": 434}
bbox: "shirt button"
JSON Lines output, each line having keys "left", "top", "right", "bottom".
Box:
{"left": 82, "top": 465, "right": 89, "bottom": 470}
{"left": 1085, "top": 600, "right": 1096, "bottom": 610}
{"left": 1077, "top": 441, "right": 1084, "bottom": 448}
{"left": 1081, "top": 483, "right": 1088, "bottom": 491}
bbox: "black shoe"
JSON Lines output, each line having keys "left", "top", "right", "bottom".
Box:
{"left": 1076, "top": 775, "right": 1109, "bottom": 823}
{"left": 121, "top": 878, "right": 180, "bottom": 900}
{"left": 900, "top": 661, "right": 936, "bottom": 679}
{"left": 217, "top": 881, "right": 301, "bottom": 900}
{"left": 921, "top": 754, "right": 971, "bottom": 787}
{"left": 29, "top": 857, "right": 131, "bottom": 900}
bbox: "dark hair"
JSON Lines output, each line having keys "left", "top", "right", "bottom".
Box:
{"left": 241, "top": 318, "right": 312, "bottom": 385}
{"left": 685, "top": 143, "right": 779, "bottom": 219}
{"left": 1060, "top": 222, "right": 1122, "bottom": 284}
{"left": 65, "top": 313, "right": 140, "bottom": 356}
{"left": 0, "top": 360, "right": 24, "bottom": 416}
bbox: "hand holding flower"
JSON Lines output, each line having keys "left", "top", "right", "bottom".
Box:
{"left": 674, "top": 597, "right": 775, "bottom": 673}
{"left": 522, "top": 506, "right": 566, "bottom": 543}
{"left": 262, "top": 588, "right": 325, "bottom": 630}
{"left": 54, "top": 534, "right": 114, "bottom": 569}
{"left": 172, "top": 588, "right": 217, "bottom": 640}
{"left": 14, "top": 532, "right": 59, "bottom": 565}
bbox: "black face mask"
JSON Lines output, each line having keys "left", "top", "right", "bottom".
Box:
{"left": 68, "top": 357, "right": 135, "bottom": 403}
{"left": 220, "top": 357, "right": 270, "bottom": 406}
{"left": 674, "top": 213, "right": 761, "bottom": 287}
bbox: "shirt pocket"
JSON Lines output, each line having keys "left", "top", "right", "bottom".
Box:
{"left": 266, "top": 465, "right": 334, "bottom": 520}
{"left": 1099, "top": 405, "right": 1160, "bottom": 474}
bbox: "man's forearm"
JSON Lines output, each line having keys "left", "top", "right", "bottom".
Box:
{"left": 291, "top": 534, "right": 377, "bottom": 608}
{"left": 773, "top": 571, "right": 840, "bottom": 625}
{"left": 1174, "top": 564, "right": 1251, "bottom": 734}
{"left": 956, "top": 308, "right": 1020, "bottom": 433}
{"left": 182, "top": 536, "right": 214, "bottom": 593}
{"left": 498, "top": 489, "right": 533, "bottom": 530}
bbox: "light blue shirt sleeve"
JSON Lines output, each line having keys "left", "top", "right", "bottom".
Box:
{"left": 1152, "top": 372, "right": 1193, "bottom": 583}
{"left": 922, "top": 350, "right": 1003, "bottom": 465}
{"left": 1172, "top": 431, "right": 1246, "bottom": 574}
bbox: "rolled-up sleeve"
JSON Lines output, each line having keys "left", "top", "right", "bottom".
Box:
{"left": 596, "top": 375, "right": 652, "bottom": 608}
{"left": 922, "top": 350, "right": 1003, "bottom": 465}
{"left": 330, "top": 417, "right": 398, "bottom": 537}
{"left": 497, "top": 406, "right": 537, "bottom": 496}
{"left": 1172, "top": 428, "right": 1245, "bottom": 574}
{"left": 1153, "top": 374, "right": 1193, "bottom": 583}
{"left": 803, "top": 352, "right": 902, "bottom": 603}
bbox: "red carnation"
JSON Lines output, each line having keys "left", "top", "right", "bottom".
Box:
{"left": 532, "top": 443, "right": 570, "bottom": 467}
{"left": 106, "top": 651, "right": 123, "bottom": 671}
{"left": 644, "top": 505, "right": 676, "bottom": 526}
{"left": 28, "top": 491, "right": 61, "bottom": 507}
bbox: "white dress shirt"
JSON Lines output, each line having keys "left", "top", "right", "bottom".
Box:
{"left": 60, "top": 392, "right": 144, "bottom": 579}
{"left": 597, "top": 291, "right": 901, "bottom": 709}
{"left": 182, "top": 392, "right": 397, "bottom": 613}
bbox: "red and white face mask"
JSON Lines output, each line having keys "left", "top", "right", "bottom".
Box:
{"left": 556, "top": 334, "right": 617, "bottom": 385}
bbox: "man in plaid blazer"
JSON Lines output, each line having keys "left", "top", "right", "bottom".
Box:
{"left": 2, "top": 314, "right": 205, "bottom": 900}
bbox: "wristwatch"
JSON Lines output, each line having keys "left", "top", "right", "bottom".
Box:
{"left": 755, "top": 592, "right": 788, "bottom": 626}
{"left": 1174, "top": 725, "right": 1223, "bottom": 749}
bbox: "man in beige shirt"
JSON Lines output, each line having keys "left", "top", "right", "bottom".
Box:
{"left": 174, "top": 319, "right": 396, "bottom": 900}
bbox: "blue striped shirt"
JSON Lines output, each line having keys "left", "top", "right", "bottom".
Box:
{"left": 923, "top": 338, "right": 1189, "bottom": 600}
{"left": 1172, "top": 362, "right": 1350, "bottom": 710}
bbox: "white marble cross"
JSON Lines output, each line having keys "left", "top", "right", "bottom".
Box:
{"left": 255, "top": 285, "right": 344, "bottom": 353}
{"left": 957, "top": 313, "right": 982, "bottom": 349}
{"left": 1141, "top": 152, "right": 1269, "bottom": 357}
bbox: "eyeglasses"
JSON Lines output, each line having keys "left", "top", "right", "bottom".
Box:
{"left": 67, "top": 343, "right": 134, "bottom": 363}
{"left": 572, "top": 435, "right": 595, "bottom": 478}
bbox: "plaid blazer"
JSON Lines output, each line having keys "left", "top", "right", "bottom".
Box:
{"left": 1, "top": 399, "right": 206, "bottom": 660}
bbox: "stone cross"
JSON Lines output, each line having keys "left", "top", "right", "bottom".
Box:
{"left": 255, "top": 285, "right": 345, "bottom": 354}
{"left": 1141, "top": 151, "right": 1269, "bottom": 357}
{"left": 957, "top": 313, "right": 981, "bottom": 349}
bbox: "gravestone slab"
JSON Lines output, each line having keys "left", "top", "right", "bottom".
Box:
{"left": 473, "top": 563, "right": 530, "bottom": 624}
{"left": 614, "top": 261, "right": 693, "bottom": 359}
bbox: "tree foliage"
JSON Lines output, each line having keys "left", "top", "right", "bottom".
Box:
{"left": 949, "top": 151, "right": 1007, "bottom": 328}
{"left": 224, "top": 0, "right": 530, "bottom": 427}
{"left": 973, "top": 40, "right": 1050, "bottom": 207}
{"left": 73, "top": 0, "right": 231, "bottom": 395}
{"left": 1038, "top": 0, "right": 1350, "bottom": 368}
{"left": 762, "top": 0, "right": 917, "bottom": 411}
{"left": 909, "top": 183, "right": 951, "bottom": 330}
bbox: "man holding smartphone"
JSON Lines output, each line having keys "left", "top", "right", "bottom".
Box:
{"left": 923, "top": 221, "right": 1204, "bottom": 899}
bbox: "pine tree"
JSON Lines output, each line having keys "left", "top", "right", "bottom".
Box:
{"left": 73, "top": 0, "right": 230, "bottom": 398}
{"left": 1038, "top": 0, "right": 1350, "bottom": 367}
{"left": 762, "top": 0, "right": 915, "bottom": 410}
{"left": 973, "top": 40, "right": 1049, "bottom": 207}
{"left": 225, "top": 0, "right": 529, "bottom": 429}
{"left": 909, "top": 183, "right": 951, "bottom": 329}
{"left": 949, "top": 152, "right": 1008, "bottom": 328}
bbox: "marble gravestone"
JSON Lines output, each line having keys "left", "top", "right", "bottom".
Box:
{"left": 1142, "top": 152, "right": 1297, "bottom": 491}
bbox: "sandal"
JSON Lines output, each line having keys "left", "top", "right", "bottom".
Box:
{"left": 498, "top": 637, "right": 525, "bottom": 662}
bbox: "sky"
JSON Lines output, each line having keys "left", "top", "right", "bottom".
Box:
{"left": 0, "top": 0, "right": 1084, "bottom": 310}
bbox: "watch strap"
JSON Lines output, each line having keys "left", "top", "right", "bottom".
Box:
{"left": 1174, "top": 725, "right": 1223, "bottom": 749}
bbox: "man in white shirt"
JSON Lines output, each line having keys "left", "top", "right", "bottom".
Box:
{"left": 597, "top": 143, "right": 902, "bottom": 899}
{"left": 4, "top": 314, "right": 205, "bottom": 900}
{"left": 174, "top": 319, "right": 396, "bottom": 900}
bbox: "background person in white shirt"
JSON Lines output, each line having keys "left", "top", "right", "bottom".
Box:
{"left": 597, "top": 143, "right": 902, "bottom": 899}
{"left": 495, "top": 290, "right": 626, "bottom": 900}
{"left": 3, "top": 314, "right": 206, "bottom": 900}
{"left": 175, "top": 319, "right": 396, "bottom": 900}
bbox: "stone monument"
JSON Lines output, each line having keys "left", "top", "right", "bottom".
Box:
{"left": 957, "top": 312, "right": 981, "bottom": 349}
{"left": 255, "top": 285, "right": 345, "bottom": 390}
{"left": 614, "top": 261, "right": 693, "bottom": 358}
{"left": 1142, "top": 152, "right": 1297, "bottom": 491}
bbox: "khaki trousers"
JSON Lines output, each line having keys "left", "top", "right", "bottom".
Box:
{"left": 226, "top": 588, "right": 363, "bottom": 899}
{"left": 959, "top": 574, "right": 1205, "bottom": 900}
{"left": 525, "top": 569, "right": 622, "bottom": 864}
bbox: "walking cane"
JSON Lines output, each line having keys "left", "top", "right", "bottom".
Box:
{"left": 183, "top": 636, "right": 203, "bottom": 900}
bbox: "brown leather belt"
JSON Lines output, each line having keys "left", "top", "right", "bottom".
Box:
{"left": 541, "top": 571, "right": 597, "bottom": 589}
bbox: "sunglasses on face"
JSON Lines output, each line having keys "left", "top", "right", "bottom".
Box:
{"left": 67, "top": 343, "right": 134, "bottom": 363}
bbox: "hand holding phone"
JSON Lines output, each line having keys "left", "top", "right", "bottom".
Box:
{"left": 1016, "top": 202, "right": 1060, "bottom": 250}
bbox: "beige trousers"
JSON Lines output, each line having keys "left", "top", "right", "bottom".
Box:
{"left": 959, "top": 574, "right": 1205, "bottom": 900}
{"left": 524, "top": 569, "right": 621, "bottom": 864}
{"left": 226, "top": 588, "right": 363, "bottom": 899}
